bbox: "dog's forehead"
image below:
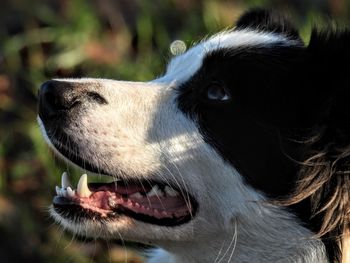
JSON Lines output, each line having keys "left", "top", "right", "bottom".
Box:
{"left": 157, "top": 29, "right": 295, "bottom": 84}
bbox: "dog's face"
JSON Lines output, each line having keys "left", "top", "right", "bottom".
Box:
{"left": 38, "top": 77, "right": 252, "bottom": 242}
{"left": 38, "top": 9, "right": 345, "bottom": 253}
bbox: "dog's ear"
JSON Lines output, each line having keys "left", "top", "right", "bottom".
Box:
{"left": 306, "top": 28, "right": 350, "bottom": 135}
{"left": 236, "top": 8, "right": 302, "bottom": 42}
{"left": 307, "top": 28, "right": 350, "bottom": 71}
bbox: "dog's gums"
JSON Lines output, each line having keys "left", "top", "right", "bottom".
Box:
{"left": 53, "top": 172, "right": 197, "bottom": 226}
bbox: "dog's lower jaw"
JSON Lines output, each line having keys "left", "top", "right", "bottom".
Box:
{"left": 147, "top": 213, "right": 328, "bottom": 263}
{"left": 149, "top": 241, "right": 327, "bottom": 263}
{"left": 50, "top": 195, "right": 328, "bottom": 263}
{"left": 149, "top": 239, "right": 327, "bottom": 263}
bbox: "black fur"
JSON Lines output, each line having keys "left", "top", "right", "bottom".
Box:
{"left": 177, "top": 10, "right": 350, "bottom": 263}
{"left": 236, "top": 8, "right": 302, "bottom": 42}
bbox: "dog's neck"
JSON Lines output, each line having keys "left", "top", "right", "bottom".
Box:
{"left": 148, "top": 207, "right": 328, "bottom": 263}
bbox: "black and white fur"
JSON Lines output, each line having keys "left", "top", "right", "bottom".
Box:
{"left": 38, "top": 9, "right": 350, "bottom": 263}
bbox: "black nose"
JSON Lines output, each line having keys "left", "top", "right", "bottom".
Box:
{"left": 38, "top": 80, "right": 107, "bottom": 121}
{"left": 38, "top": 80, "right": 79, "bottom": 120}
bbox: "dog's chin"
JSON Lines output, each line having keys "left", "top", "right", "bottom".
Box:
{"left": 39, "top": 121, "right": 198, "bottom": 234}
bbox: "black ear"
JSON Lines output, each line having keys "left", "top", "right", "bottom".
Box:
{"left": 236, "top": 8, "right": 302, "bottom": 41}
{"left": 307, "top": 28, "right": 350, "bottom": 66}
{"left": 307, "top": 28, "right": 350, "bottom": 98}
{"left": 307, "top": 28, "right": 350, "bottom": 132}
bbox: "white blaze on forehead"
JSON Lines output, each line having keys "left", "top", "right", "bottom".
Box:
{"left": 156, "top": 29, "right": 297, "bottom": 85}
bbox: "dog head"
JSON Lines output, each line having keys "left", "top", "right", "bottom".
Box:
{"left": 38, "top": 9, "right": 350, "bottom": 261}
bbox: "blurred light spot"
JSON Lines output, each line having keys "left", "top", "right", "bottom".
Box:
{"left": 170, "top": 40, "right": 187, "bottom": 56}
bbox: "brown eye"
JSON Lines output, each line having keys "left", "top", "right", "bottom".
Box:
{"left": 206, "top": 84, "right": 231, "bottom": 101}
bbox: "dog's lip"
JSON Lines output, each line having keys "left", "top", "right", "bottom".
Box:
{"left": 53, "top": 172, "right": 198, "bottom": 226}
{"left": 51, "top": 137, "right": 113, "bottom": 176}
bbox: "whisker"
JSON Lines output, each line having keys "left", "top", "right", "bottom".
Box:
{"left": 216, "top": 218, "right": 238, "bottom": 263}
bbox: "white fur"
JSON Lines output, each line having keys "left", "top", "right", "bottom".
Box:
{"left": 156, "top": 29, "right": 300, "bottom": 85}
{"left": 39, "top": 30, "right": 327, "bottom": 262}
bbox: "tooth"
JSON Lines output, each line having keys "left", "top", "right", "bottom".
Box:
{"left": 147, "top": 185, "right": 162, "bottom": 197}
{"left": 164, "top": 186, "right": 178, "bottom": 197}
{"left": 108, "top": 197, "right": 116, "bottom": 207}
{"left": 130, "top": 192, "right": 143, "bottom": 199}
{"left": 62, "top": 189, "right": 67, "bottom": 197}
{"left": 61, "top": 172, "right": 72, "bottom": 189}
{"left": 67, "top": 187, "right": 74, "bottom": 197}
{"left": 77, "top": 174, "right": 91, "bottom": 197}
{"left": 55, "top": 186, "right": 60, "bottom": 196}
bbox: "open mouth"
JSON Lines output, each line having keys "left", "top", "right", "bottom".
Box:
{"left": 54, "top": 172, "right": 197, "bottom": 226}
{"left": 39, "top": 123, "right": 198, "bottom": 226}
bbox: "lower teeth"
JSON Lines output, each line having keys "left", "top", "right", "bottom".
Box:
{"left": 108, "top": 197, "right": 117, "bottom": 207}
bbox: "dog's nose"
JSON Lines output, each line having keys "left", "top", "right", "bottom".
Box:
{"left": 38, "top": 80, "right": 107, "bottom": 121}
{"left": 38, "top": 80, "right": 79, "bottom": 120}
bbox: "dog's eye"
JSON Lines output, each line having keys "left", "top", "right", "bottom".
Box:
{"left": 206, "top": 83, "right": 231, "bottom": 101}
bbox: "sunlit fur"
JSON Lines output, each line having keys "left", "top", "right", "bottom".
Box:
{"left": 38, "top": 16, "right": 334, "bottom": 263}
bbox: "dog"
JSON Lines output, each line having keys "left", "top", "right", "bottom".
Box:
{"left": 38, "top": 9, "right": 350, "bottom": 263}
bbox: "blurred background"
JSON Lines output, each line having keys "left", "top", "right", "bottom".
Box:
{"left": 0, "top": 0, "right": 349, "bottom": 262}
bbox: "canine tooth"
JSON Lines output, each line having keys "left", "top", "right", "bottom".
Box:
{"left": 77, "top": 174, "right": 91, "bottom": 197}
{"left": 130, "top": 192, "right": 143, "bottom": 199}
{"left": 67, "top": 187, "right": 74, "bottom": 197}
{"left": 147, "top": 185, "right": 162, "bottom": 197}
{"left": 164, "top": 186, "right": 178, "bottom": 197}
{"left": 61, "top": 172, "right": 71, "bottom": 189}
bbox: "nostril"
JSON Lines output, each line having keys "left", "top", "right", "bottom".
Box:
{"left": 86, "top": 91, "right": 107, "bottom": 104}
